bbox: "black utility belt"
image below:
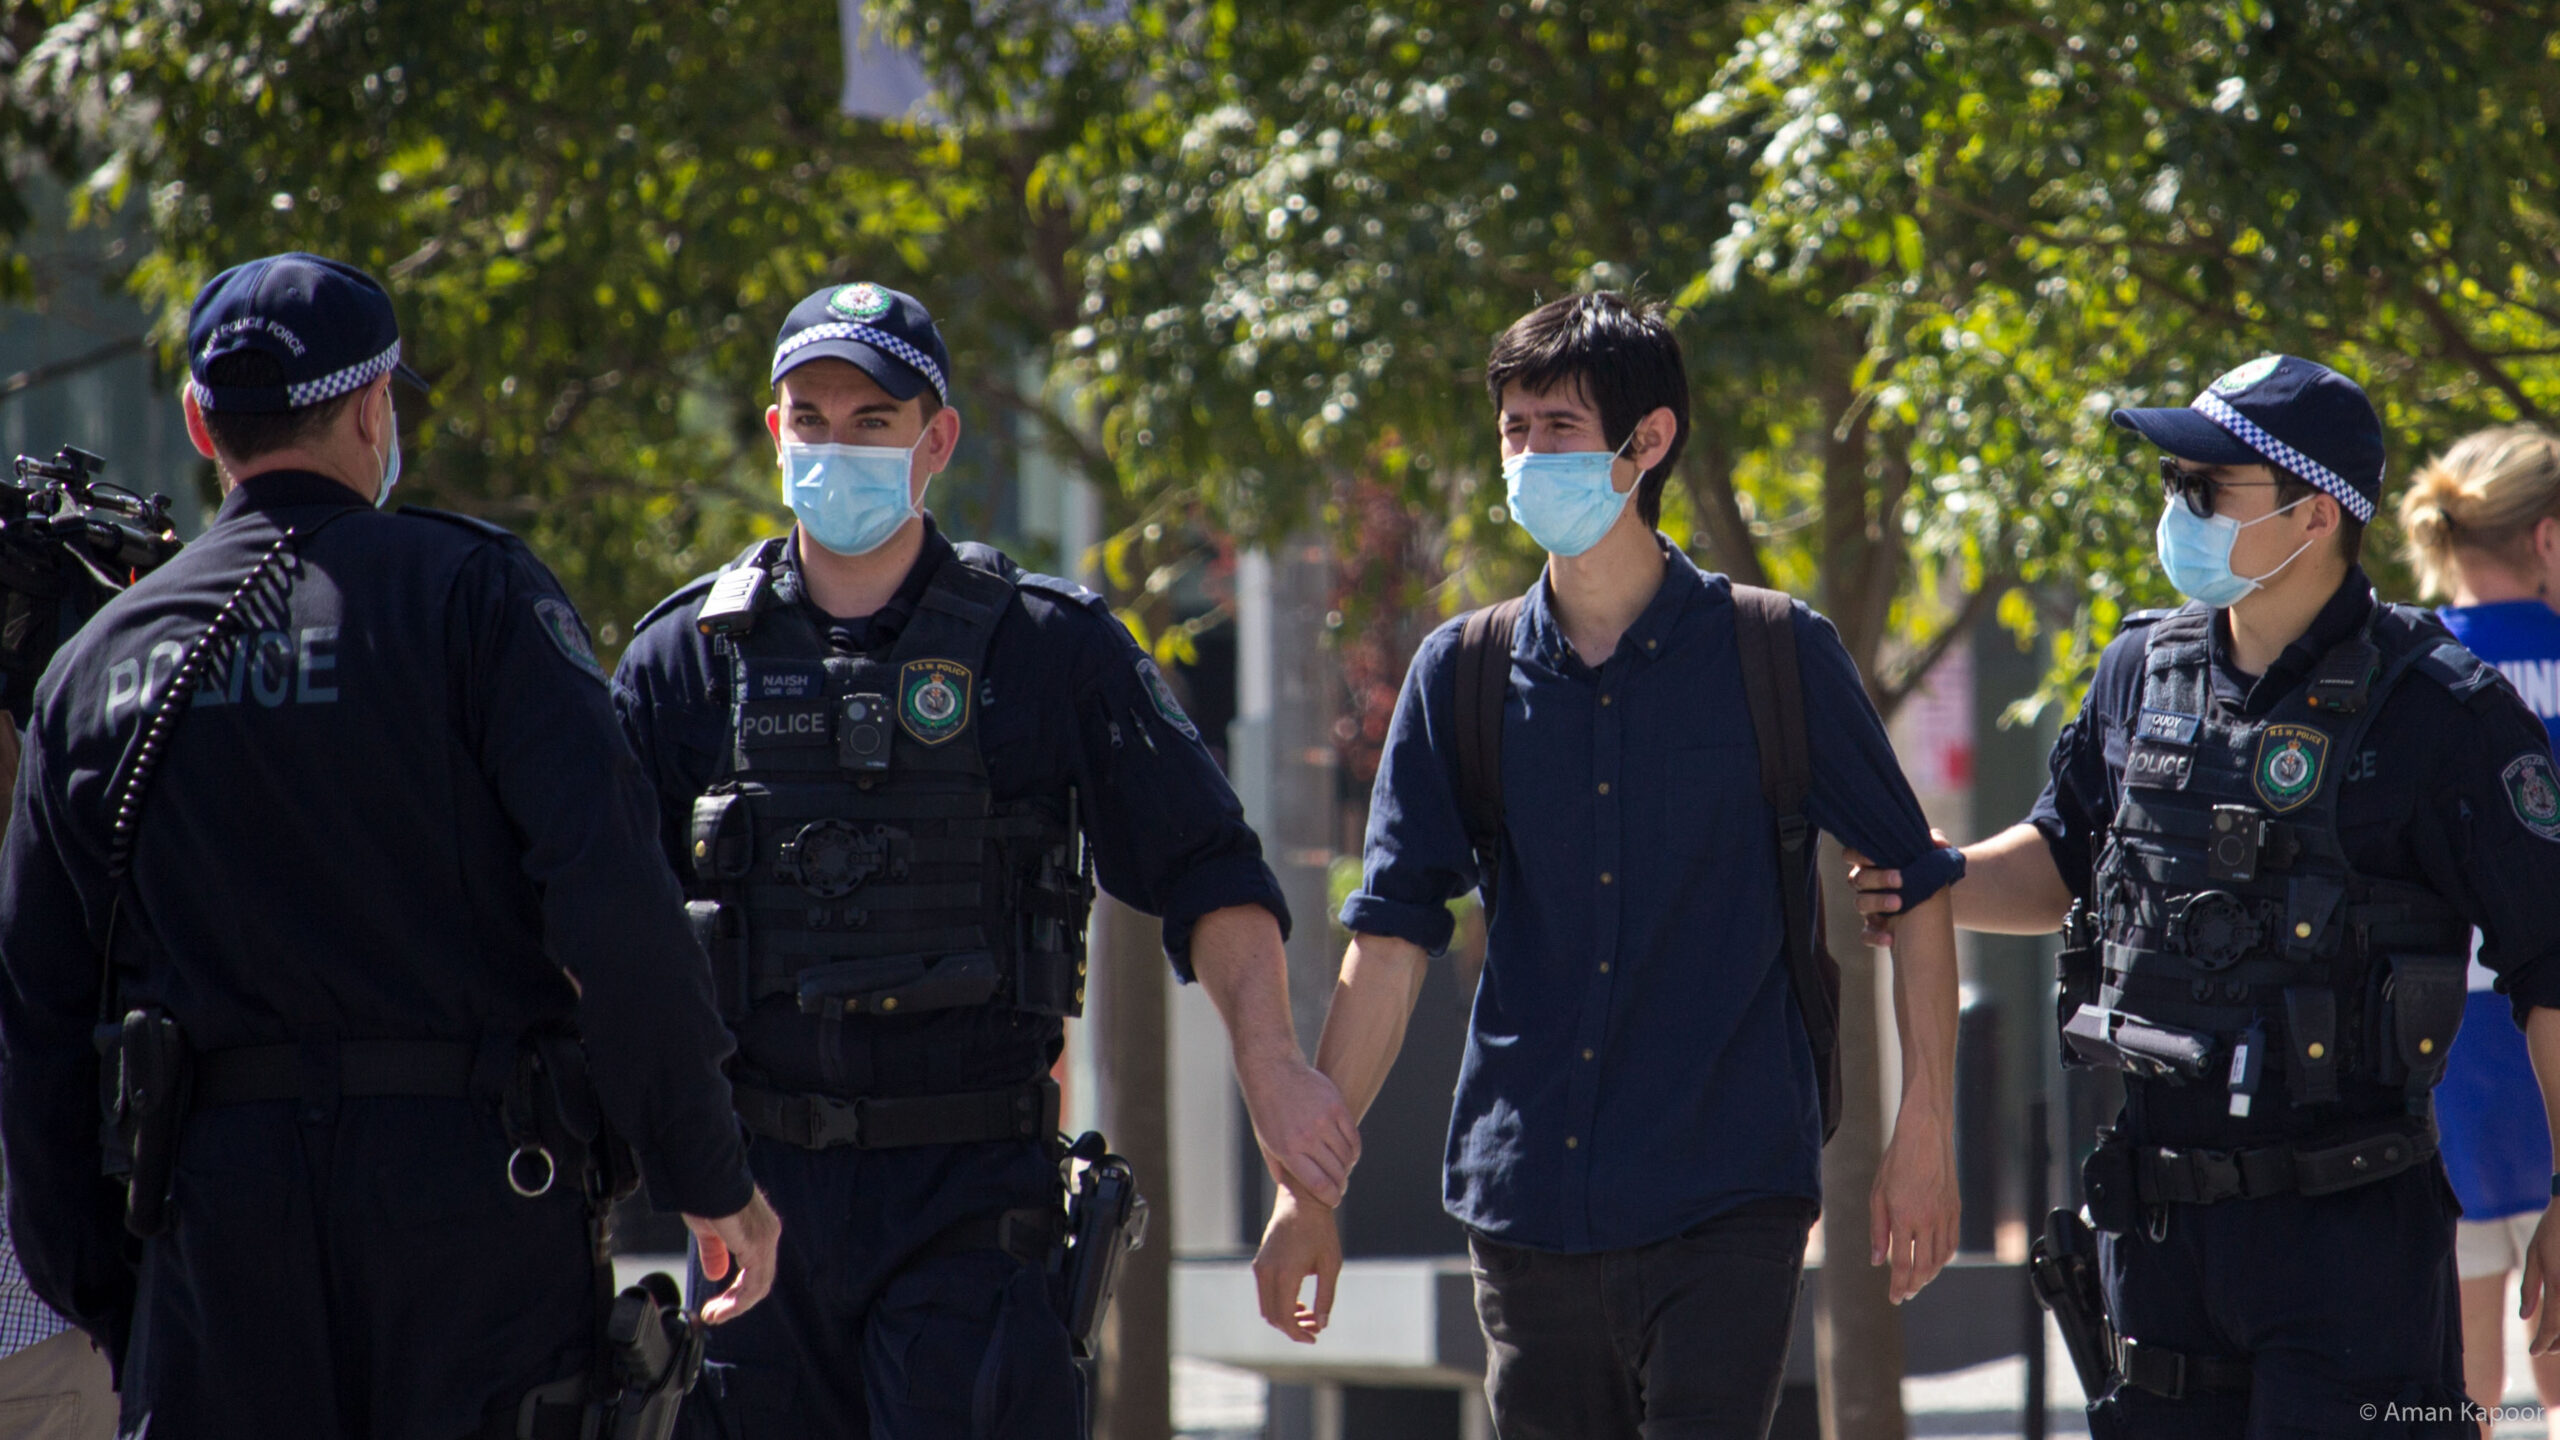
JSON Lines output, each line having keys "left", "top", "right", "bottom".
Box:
{"left": 2082, "top": 1117, "right": 2434, "bottom": 1233}
{"left": 733, "top": 1077, "right": 1058, "bottom": 1151}
{"left": 192, "top": 1038, "right": 478, "bottom": 1108}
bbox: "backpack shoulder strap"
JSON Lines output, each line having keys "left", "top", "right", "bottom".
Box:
{"left": 1452, "top": 597, "right": 1525, "bottom": 910}
{"left": 1729, "top": 584, "right": 1843, "bottom": 1141}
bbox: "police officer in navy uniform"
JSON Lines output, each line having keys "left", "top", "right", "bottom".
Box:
{"left": 0, "top": 253, "right": 781, "bottom": 1439}
{"left": 1850, "top": 356, "right": 2560, "bottom": 1436}
{"left": 611, "top": 282, "right": 1358, "bottom": 1438}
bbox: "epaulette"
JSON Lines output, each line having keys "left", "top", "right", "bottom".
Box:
{"left": 1013, "top": 570, "right": 1108, "bottom": 614}
{"left": 951, "top": 540, "right": 1024, "bottom": 584}
{"left": 2119, "top": 607, "right": 2178, "bottom": 629}
{"left": 395, "top": 505, "right": 518, "bottom": 543}
{"left": 631, "top": 571, "right": 721, "bottom": 638}
{"left": 2399, "top": 621, "right": 2510, "bottom": 706}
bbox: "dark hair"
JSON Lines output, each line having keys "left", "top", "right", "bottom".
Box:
{"left": 198, "top": 352, "right": 362, "bottom": 462}
{"left": 2273, "top": 469, "right": 2366, "bottom": 565}
{"left": 1484, "top": 292, "right": 1692, "bottom": 528}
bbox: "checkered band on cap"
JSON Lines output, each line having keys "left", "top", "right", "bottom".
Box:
{"left": 775, "top": 322, "right": 950, "bottom": 403}
{"left": 2190, "top": 391, "right": 2377, "bottom": 522}
{"left": 188, "top": 340, "right": 403, "bottom": 413}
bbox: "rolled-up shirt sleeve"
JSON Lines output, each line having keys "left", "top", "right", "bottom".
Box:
{"left": 1339, "top": 623, "right": 1477, "bottom": 954}
{"left": 1791, "top": 606, "right": 1964, "bottom": 906}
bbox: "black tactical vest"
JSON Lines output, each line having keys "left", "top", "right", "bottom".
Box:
{"left": 681, "top": 540, "right": 1090, "bottom": 1030}
{"left": 2077, "top": 601, "right": 2474, "bottom": 1132}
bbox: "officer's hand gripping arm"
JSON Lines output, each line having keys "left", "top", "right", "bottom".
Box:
{"left": 1848, "top": 822, "right": 2075, "bottom": 944}
{"left": 685, "top": 1186, "right": 783, "bottom": 1325}
{"left": 1191, "top": 903, "right": 1363, "bottom": 1209}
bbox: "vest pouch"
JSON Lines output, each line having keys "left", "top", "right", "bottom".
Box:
{"left": 689, "top": 791, "right": 754, "bottom": 882}
{"left": 2280, "top": 987, "right": 2339, "bottom": 1106}
{"left": 1014, "top": 943, "right": 1082, "bottom": 1018}
{"left": 795, "top": 951, "right": 1001, "bottom": 1017}
{"left": 2374, "top": 955, "right": 2467, "bottom": 1090}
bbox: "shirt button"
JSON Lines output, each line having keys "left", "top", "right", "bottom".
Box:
{"left": 1582, "top": 1048, "right": 1595, "bottom": 1061}
{"left": 1599, "top": 872, "right": 1613, "bottom": 885}
{"left": 1598, "top": 962, "right": 1611, "bottom": 974}
{"left": 1599, "top": 694, "right": 1613, "bottom": 707}
{"left": 1645, "top": 639, "right": 1657, "bottom": 650}
{"left": 2294, "top": 922, "right": 2312, "bottom": 939}
{"left": 1597, "top": 782, "right": 1610, "bottom": 795}
{"left": 1565, "top": 1136, "right": 1579, "bottom": 1150}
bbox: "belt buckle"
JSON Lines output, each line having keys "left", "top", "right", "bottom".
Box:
{"left": 824, "top": 1094, "right": 867, "bottom": 1149}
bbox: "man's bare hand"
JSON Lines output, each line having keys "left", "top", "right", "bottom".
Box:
{"left": 686, "top": 1187, "right": 784, "bottom": 1324}
{"left": 1871, "top": 1104, "right": 1959, "bottom": 1305}
{"left": 1239, "top": 1054, "right": 1362, "bottom": 1207}
{"left": 1844, "top": 827, "right": 1954, "bottom": 947}
{"left": 2523, "top": 1202, "right": 2560, "bottom": 1354}
{"left": 1253, "top": 1187, "right": 1343, "bottom": 1343}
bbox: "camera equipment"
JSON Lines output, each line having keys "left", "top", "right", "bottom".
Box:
{"left": 0, "top": 445, "right": 184, "bottom": 724}
{"left": 839, "top": 691, "right": 892, "bottom": 772}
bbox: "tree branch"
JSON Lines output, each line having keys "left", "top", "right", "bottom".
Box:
{"left": 1874, "top": 574, "right": 2010, "bottom": 722}
{"left": 0, "top": 333, "right": 147, "bottom": 398}
{"left": 2408, "top": 282, "right": 2553, "bottom": 425}
{"left": 1678, "top": 432, "right": 1768, "bottom": 588}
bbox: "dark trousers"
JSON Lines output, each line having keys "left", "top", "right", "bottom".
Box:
{"left": 679, "top": 1134, "right": 1080, "bottom": 1440}
{"left": 1468, "top": 1198, "right": 1814, "bottom": 1440}
{"left": 2094, "top": 1161, "right": 2470, "bottom": 1439}
{"left": 118, "top": 1097, "right": 596, "bottom": 1440}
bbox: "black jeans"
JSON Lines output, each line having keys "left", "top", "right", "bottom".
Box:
{"left": 1469, "top": 1198, "right": 1815, "bottom": 1440}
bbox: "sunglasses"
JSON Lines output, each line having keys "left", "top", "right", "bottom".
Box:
{"left": 2159, "top": 458, "right": 2280, "bottom": 520}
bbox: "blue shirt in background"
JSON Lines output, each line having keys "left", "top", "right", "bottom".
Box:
{"left": 1342, "top": 544, "right": 1963, "bottom": 1253}
{"left": 2435, "top": 599, "right": 2560, "bottom": 1221}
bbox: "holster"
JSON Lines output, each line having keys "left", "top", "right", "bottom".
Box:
{"left": 601, "top": 1272, "right": 704, "bottom": 1440}
{"left": 2082, "top": 1127, "right": 2140, "bottom": 1237}
{"left": 112, "top": 1008, "right": 192, "bottom": 1239}
{"left": 1060, "top": 1133, "right": 1149, "bottom": 1363}
{"left": 2027, "top": 1207, "right": 2118, "bottom": 1402}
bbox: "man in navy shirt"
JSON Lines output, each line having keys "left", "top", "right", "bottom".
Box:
{"left": 611, "top": 282, "right": 1358, "bottom": 1438}
{"left": 1251, "top": 292, "right": 1967, "bottom": 1440}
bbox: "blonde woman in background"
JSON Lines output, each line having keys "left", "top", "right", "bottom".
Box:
{"left": 2400, "top": 423, "right": 2560, "bottom": 1422}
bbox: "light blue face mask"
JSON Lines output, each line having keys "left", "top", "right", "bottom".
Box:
{"left": 782, "top": 437, "right": 924, "bottom": 557}
{"left": 1502, "top": 429, "right": 1638, "bottom": 558}
{"left": 373, "top": 393, "right": 402, "bottom": 510}
{"left": 2154, "top": 494, "right": 2314, "bottom": 608}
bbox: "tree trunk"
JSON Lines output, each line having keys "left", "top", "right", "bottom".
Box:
{"left": 1090, "top": 894, "right": 1172, "bottom": 1440}
{"left": 1813, "top": 838, "right": 1911, "bottom": 1440}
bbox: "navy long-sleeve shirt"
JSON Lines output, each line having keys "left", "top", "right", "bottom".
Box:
{"left": 0, "top": 472, "right": 755, "bottom": 1341}
{"left": 1343, "top": 545, "right": 1963, "bottom": 1252}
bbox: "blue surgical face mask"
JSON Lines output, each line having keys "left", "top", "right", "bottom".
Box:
{"left": 2154, "top": 494, "right": 2314, "bottom": 608}
{"left": 373, "top": 395, "right": 402, "bottom": 510}
{"left": 782, "top": 436, "right": 924, "bottom": 557}
{"left": 1502, "top": 429, "right": 1638, "bottom": 558}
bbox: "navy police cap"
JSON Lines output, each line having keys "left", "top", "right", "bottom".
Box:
{"left": 770, "top": 281, "right": 951, "bottom": 405}
{"left": 2110, "top": 355, "right": 2385, "bottom": 523}
{"left": 186, "top": 253, "right": 426, "bottom": 414}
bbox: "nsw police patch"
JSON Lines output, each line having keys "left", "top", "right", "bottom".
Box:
{"left": 2503, "top": 751, "right": 2560, "bottom": 842}
{"left": 533, "top": 597, "right": 606, "bottom": 683}
{"left": 2252, "top": 723, "right": 2327, "bottom": 813}
{"left": 899, "top": 658, "right": 972, "bottom": 745}
{"left": 2211, "top": 355, "right": 2282, "bottom": 395}
{"left": 1137, "top": 658, "right": 1199, "bottom": 741}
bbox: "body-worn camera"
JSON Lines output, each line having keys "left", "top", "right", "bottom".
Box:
{"left": 1, "top": 445, "right": 184, "bottom": 724}
{"left": 840, "top": 691, "right": 892, "bottom": 773}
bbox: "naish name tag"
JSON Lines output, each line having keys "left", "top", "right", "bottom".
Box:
{"left": 2253, "top": 723, "right": 2329, "bottom": 813}
{"left": 2135, "top": 708, "right": 2200, "bottom": 746}
{"left": 2125, "top": 739, "right": 2193, "bottom": 790}
{"left": 739, "top": 701, "right": 832, "bottom": 747}
{"left": 900, "top": 658, "right": 972, "bottom": 745}
{"left": 746, "top": 661, "right": 824, "bottom": 702}
{"left": 2504, "top": 751, "right": 2560, "bottom": 842}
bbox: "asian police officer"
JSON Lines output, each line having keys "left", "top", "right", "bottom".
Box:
{"left": 0, "top": 253, "right": 781, "bottom": 1439}
{"left": 611, "top": 282, "right": 1358, "bottom": 1438}
{"left": 1851, "top": 357, "right": 2560, "bottom": 1437}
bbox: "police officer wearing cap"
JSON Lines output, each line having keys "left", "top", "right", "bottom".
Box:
{"left": 611, "top": 282, "right": 1358, "bottom": 1438}
{"left": 0, "top": 252, "right": 783, "bottom": 1438}
{"left": 1850, "top": 356, "right": 2560, "bottom": 1435}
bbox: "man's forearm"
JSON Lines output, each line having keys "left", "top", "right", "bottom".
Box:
{"left": 1950, "top": 822, "right": 2077, "bottom": 935}
{"left": 1887, "top": 889, "right": 1961, "bottom": 1112}
{"left": 1314, "top": 933, "right": 1431, "bottom": 1123}
{"left": 1189, "top": 903, "right": 1303, "bottom": 1072}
